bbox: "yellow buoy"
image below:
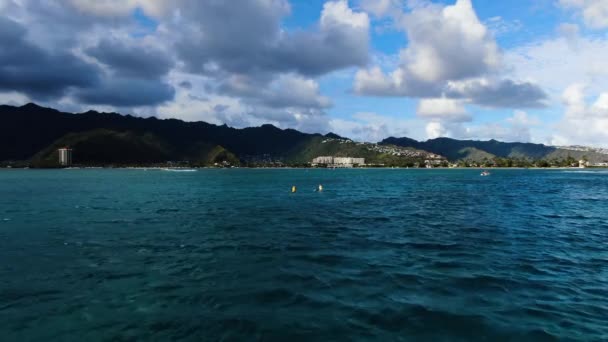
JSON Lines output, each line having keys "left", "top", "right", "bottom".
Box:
{"left": 291, "top": 185, "right": 297, "bottom": 193}
{"left": 318, "top": 184, "right": 323, "bottom": 192}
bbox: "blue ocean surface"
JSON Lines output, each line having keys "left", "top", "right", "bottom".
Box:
{"left": 1, "top": 169, "right": 607, "bottom": 341}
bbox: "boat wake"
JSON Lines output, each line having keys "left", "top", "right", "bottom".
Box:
{"left": 161, "top": 168, "right": 198, "bottom": 172}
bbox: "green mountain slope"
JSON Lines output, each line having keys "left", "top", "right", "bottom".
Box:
{"left": 0, "top": 104, "right": 441, "bottom": 166}
{"left": 456, "top": 147, "right": 496, "bottom": 161}
{"left": 287, "top": 137, "right": 444, "bottom": 166}
{"left": 381, "top": 137, "right": 608, "bottom": 162}
{"left": 3, "top": 103, "right": 607, "bottom": 167}
{"left": 29, "top": 129, "right": 238, "bottom": 167}
{"left": 0, "top": 103, "right": 319, "bottom": 163}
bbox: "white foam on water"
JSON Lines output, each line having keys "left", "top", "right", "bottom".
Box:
{"left": 161, "top": 168, "right": 197, "bottom": 172}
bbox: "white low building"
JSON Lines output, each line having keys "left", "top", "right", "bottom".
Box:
{"left": 312, "top": 156, "right": 365, "bottom": 167}
{"left": 312, "top": 156, "right": 334, "bottom": 164}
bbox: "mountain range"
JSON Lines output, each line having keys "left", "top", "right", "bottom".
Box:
{"left": 379, "top": 137, "right": 608, "bottom": 163}
{"left": 1, "top": 103, "right": 607, "bottom": 167}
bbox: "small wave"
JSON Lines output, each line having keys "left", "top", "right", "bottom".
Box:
{"left": 0, "top": 288, "right": 63, "bottom": 302}
{"left": 407, "top": 242, "right": 462, "bottom": 251}
{"left": 252, "top": 288, "right": 294, "bottom": 303}
{"left": 430, "top": 260, "right": 462, "bottom": 270}
{"left": 86, "top": 219, "right": 133, "bottom": 224}
{"left": 102, "top": 271, "right": 145, "bottom": 280}
{"left": 2, "top": 218, "right": 10, "bottom": 222}
{"left": 301, "top": 253, "right": 348, "bottom": 266}
{"left": 156, "top": 208, "right": 181, "bottom": 213}
{"left": 161, "top": 168, "right": 197, "bottom": 172}
{"left": 352, "top": 305, "right": 487, "bottom": 335}
{"left": 450, "top": 274, "right": 519, "bottom": 293}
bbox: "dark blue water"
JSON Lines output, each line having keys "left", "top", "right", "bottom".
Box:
{"left": 1, "top": 169, "right": 607, "bottom": 341}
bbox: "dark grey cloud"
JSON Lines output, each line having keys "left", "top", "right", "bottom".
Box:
{"left": 354, "top": 0, "right": 548, "bottom": 110}
{"left": 179, "top": 81, "right": 192, "bottom": 89}
{"left": 214, "top": 73, "right": 331, "bottom": 110}
{"left": 353, "top": 67, "right": 444, "bottom": 97}
{"left": 74, "top": 78, "right": 175, "bottom": 107}
{"left": 6, "top": 0, "right": 138, "bottom": 50}
{"left": 174, "top": 0, "right": 369, "bottom": 77}
{"left": 247, "top": 106, "right": 329, "bottom": 133}
{"left": 276, "top": 26, "right": 370, "bottom": 76}
{"left": 0, "top": 15, "right": 175, "bottom": 107}
{"left": 174, "top": 0, "right": 286, "bottom": 75}
{"left": 188, "top": 94, "right": 209, "bottom": 102}
{"left": 80, "top": 38, "right": 176, "bottom": 106}
{"left": 1, "top": 0, "right": 364, "bottom": 122}
{"left": 86, "top": 39, "right": 173, "bottom": 80}
{"left": 446, "top": 79, "right": 548, "bottom": 108}
{"left": 0, "top": 17, "right": 100, "bottom": 100}
{"left": 213, "top": 104, "right": 230, "bottom": 113}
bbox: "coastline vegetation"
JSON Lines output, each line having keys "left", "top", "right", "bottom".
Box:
{"left": 2, "top": 155, "right": 603, "bottom": 169}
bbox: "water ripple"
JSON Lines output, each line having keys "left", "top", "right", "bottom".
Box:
{"left": 1, "top": 169, "right": 607, "bottom": 340}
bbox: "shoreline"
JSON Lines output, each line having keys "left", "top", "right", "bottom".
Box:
{"left": 1, "top": 166, "right": 606, "bottom": 171}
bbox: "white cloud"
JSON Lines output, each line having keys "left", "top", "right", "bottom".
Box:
{"left": 505, "top": 34, "right": 608, "bottom": 98}
{"left": 218, "top": 73, "right": 331, "bottom": 110}
{"left": 562, "top": 83, "right": 588, "bottom": 118}
{"left": 0, "top": 0, "right": 10, "bottom": 11}
{"left": 445, "top": 78, "right": 547, "bottom": 108}
{"left": 484, "top": 16, "right": 523, "bottom": 36}
{"left": 550, "top": 84, "right": 608, "bottom": 147}
{"left": 321, "top": 0, "right": 369, "bottom": 30}
{"left": 503, "top": 22, "right": 608, "bottom": 146}
{"left": 0, "top": 0, "right": 369, "bottom": 131}
{"left": 262, "top": 74, "right": 332, "bottom": 109}
{"left": 155, "top": 72, "right": 331, "bottom": 134}
{"left": 417, "top": 98, "right": 470, "bottom": 122}
{"left": 558, "top": 0, "right": 608, "bottom": 29}
{"left": 329, "top": 111, "right": 419, "bottom": 142}
{"left": 67, "top": 0, "right": 171, "bottom": 17}
{"left": 360, "top": 0, "right": 400, "bottom": 17}
{"left": 562, "top": 84, "right": 608, "bottom": 119}
{"left": 420, "top": 110, "right": 541, "bottom": 142}
{"left": 558, "top": 23, "right": 580, "bottom": 39}
{"left": 425, "top": 121, "right": 448, "bottom": 139}
{"left": 353, "top": 66, "right": 403, "bottom": 96}
{"left": 0, "top": 91, "right": 29, "bottom": 106}
{"left": 592, "top": 93, "right": 608, "bottom": 114}
{"left": 354, "top": 0, "right": 545, "bottom": 108}
{"left": 399, "top": 0, "right": 500, "bottom": 83}
{"left": 507, "top": 110, "right": 541, "bottom": 126}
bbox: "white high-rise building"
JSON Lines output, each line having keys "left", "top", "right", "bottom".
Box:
{"left": 58, "top": 148, "right": 72, "bottom": 166}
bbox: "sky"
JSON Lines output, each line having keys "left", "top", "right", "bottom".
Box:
{"left": 1, "top": 0, "right": 608, "bottom": 147}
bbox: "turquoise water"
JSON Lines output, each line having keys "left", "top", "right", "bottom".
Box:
{"left": 1, "top": 169, "right": 607, "bottom": 341}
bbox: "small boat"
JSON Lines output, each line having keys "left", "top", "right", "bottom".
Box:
{"left": 480, "top": 170, "right": 491, "bottom": 176}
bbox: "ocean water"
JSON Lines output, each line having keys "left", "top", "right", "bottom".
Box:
{"left": 1, "top": 169, "right": 607, "bottom": 341}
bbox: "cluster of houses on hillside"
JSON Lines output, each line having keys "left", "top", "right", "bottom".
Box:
{"left": 320, "top": 138, "right": 445, "bottom": 162}
{"left": 367, "top": 144, "right": 444, "bottom": 160}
